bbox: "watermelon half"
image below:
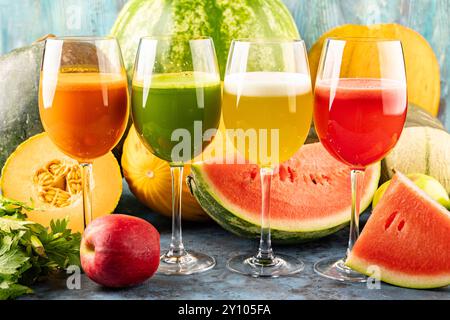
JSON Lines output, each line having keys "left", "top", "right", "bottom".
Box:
{"left": 346, "top": 172, "right": 450, "bottom": 289}
{"left": 189, "top": 143, "right": 380, "bottom": 243}
{"left": 111, "top": 0, "right": 300, "bottom": 79}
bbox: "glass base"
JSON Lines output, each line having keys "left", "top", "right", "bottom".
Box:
{"left": 227, "top": 253, "right": 304, "bottom": 278}
{"left": 158, "top": 250, "right": 216, "bottom": 276}
{"left": 314, "top": 257, "right": 367, "bottom": 283}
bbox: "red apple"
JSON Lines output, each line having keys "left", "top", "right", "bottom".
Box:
{"left": 80, "top": 214, "right": 160, "bottom": 288}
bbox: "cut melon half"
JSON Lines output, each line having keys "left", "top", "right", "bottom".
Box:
{"left": 1, "top": 133, "right": 122, "bottom": 232}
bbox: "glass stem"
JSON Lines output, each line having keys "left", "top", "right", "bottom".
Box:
{"left": 168, "top": 163, "right": 185, "bottom": 257}
{"left": 255, "top": 166, "right": 275, "bottom": 265}
{"left": 347, "top": 168, "right": 365, "bottom": 257}
{"left": 80, "top": 163, "right": 93, "bottom": 229}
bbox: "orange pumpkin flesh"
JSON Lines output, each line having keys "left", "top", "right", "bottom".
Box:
{"left": 1, "top": 133, "right": 122, "bottom": 232}
{"left": 121, "top": 126, "right": 208, "bottom": 221}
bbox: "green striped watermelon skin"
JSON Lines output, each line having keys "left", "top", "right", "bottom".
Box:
{"left": 111, "top": 0, "right": 300, "bottom": 78}
{"left": 187, "top": 172, "right": 348, "bottom": 243}
{"left": 188, "top": 142, "right": 381, "bottom": 243}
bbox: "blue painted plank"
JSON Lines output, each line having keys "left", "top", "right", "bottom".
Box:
{"left": 0, "top": 0, "right": 449, "bottom": 129}
{"left": 0, "top": 0, "right": 127, "bottom": 53}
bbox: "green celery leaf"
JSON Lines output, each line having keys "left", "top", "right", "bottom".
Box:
{"left": 0, "top": 236, "right": 30, "bottom": 276}
{"left": 0, "top": 280, "right": 33, "bottom": 300}
{"left": 0, "top": 198, "right": 81, "bottom": 300}
{"left": 0, "top": 196, "right": 32, "bottom": 220}
{"left": 0, "top": 217, "right": 34, "bottom": 233}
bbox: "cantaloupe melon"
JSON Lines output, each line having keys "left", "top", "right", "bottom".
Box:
{"left": 121, "top": 126, "right": 207, "bottom": 221}
{"left": 1, "top": 133, "right": 122, "bottom": 232}
{"left": 381, "top": 127, "right": 450, "bottom": 194}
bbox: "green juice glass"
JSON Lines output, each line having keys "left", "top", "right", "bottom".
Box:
{"left": 131, "top": 36, "right": 221, "bottom": 275}
{"left": 132, "top": 73, "right": 221, "bottom": 162}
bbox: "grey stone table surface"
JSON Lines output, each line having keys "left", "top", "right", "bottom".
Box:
{"left": 22, "top": 181, "right": 450, "bottom": 300}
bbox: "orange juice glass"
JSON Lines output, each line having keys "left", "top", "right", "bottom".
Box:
{"left": 39, "top": 37, "right": 129, "bottom": 228}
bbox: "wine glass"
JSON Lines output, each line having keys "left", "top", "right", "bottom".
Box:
{"left": 222, "top": 39, "right": 313, "bottom": 277}
{"left": 313, "top": 38, "right": 407, "bottom": 282}
{"left": 131, "top": 36, "right": 221, "bottom": 275}
{"left": 39, "top": 36, "right": 129, "bottom": 229}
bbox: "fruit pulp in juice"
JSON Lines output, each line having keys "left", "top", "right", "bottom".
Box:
{"left": 39, "top": 72, "right": 129, "bottom": 162}
{"left": 314, "top": 78, "right": 407, "bottom": 168}
{"left": 132, "top": 72, "right": 221, "bottom": 163}
{"left": 223, "top": 72, "right": 313, "bottom": 167}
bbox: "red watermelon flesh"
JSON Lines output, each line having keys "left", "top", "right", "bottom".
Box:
{"left": 190, "top": 142, "right": 380, "bottom": 242}
{"left": 346, "top": 172, "right": 450, "bottom": 289}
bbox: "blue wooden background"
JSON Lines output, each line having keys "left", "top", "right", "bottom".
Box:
{"left": 0, "top": 0, "right": 449, "bottom": 129}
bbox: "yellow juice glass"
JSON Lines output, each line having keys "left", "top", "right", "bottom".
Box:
{"left": 223, "top": 72, "right": 312, "bottom": 167}
{"left": 222, "top": 39, "right": 312, "bottom": 278}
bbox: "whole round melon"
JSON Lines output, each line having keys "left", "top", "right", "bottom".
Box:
{"left": 1, "top": 133, "right": 123, "bottom": 232}
{"left": 188, "top": 142, "right": 381, "bottom": 243}
{"left": 121, "top": 125, "right": 207, "bottom": 221}
{"left": 111, "top": 0, "right": 300, "bottom": 78}
{"left": 404, "top": 104, "right": 445, "bottom": 130}
{"left": 308, "top": 24, "right": 441, "bottom": 116}
{"left": 381, "top": 127, "right": 450, "bottom": 194}
{"left": 0, "top": 42, "right": 44, "bottom": 168}
{"left": 373, "top": 173, "right": 450, "bottom": 209}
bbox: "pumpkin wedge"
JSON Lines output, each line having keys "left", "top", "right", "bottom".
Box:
{"left": 121, "top": 126, "right": 207, "bottom": 221}
{"left": 308, "top": 23, "right": 441, "bottom": 116}
{"left": 1, "top": 133, "right": 122, "bottom": 232}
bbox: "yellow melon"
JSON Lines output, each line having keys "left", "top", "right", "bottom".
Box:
{"left": 1, "top": 133, "right": 122, "bottom": 232}
{"left": 308, "top": 23, "right": 441, "bottom": 116}
{"left": 121, "top": 126, "right": 207, "bottom": 221}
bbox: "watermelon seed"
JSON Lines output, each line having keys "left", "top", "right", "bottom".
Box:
{"left": 385, "top": 211, "right": 399, "bottom": 230}
{"left": 397, "top": 220, "right": 406, "bottom": 232}
{"left": 303, "top": 175, "right": 309, "bottom": 184}
{"left": 322, "top": 175, "right": 331, "bottom": 184}
{"left": 287, "top": 166, "right": 297, "bottom": 183}
{"left": 309, "top": 174, "right": 317, "bottom": 185}
{"left": 279, "top": 165, "right": 288, "bottom": 182}
{"left": 250, "top": 168, "right": 258, "bottom": 180}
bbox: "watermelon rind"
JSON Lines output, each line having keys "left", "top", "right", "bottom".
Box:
{"left": 111, "top": 0, "right": 300, "bottom": 79}
{"left": 189, "top": 162, "right": 380, "bottom": 243}
{"left": 346, "top": 255, "right": 450, "bottom": 289}
{"left": 346, "top": 172, "right": 450, "bottom": 289}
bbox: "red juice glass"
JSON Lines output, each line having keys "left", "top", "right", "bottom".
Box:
{"left": 313, "top": 38, "right": 407, "bottom": 282}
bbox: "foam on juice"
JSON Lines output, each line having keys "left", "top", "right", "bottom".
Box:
{"left": 224, "top": 72, "right": 311, "bottom": 97}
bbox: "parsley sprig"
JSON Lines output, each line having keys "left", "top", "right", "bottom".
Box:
{"left": 0, "top": 196, "right": 81, "bottom": 299}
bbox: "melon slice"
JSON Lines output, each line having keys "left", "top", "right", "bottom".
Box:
{"left": 189, "top": 142, "right": 380, "bottom": 243}
{"left": 1, "top": 133, "right": 122, "bottom": 232}
{"left": 346, "top": 172, "right": 450, "bottom": 289}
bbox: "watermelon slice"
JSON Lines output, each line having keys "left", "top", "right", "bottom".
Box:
{"left": 189, "top": 142, "right": 380, "bottom": 243}
{"left": 346, "top": 172, "right": 450, "bottom": 289}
